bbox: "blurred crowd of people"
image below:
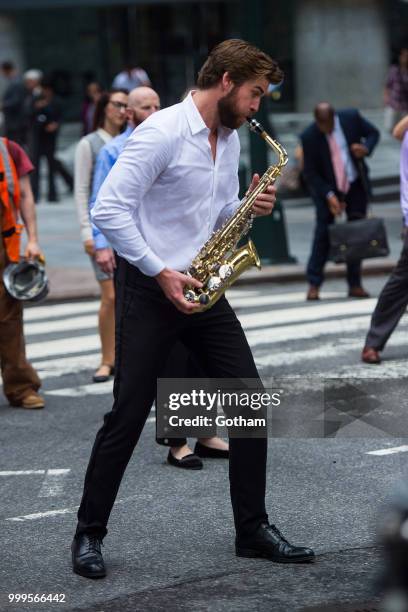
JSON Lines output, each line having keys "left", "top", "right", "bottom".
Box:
{"left": 0, "top": 59, "right": 152, "bottom": 203}
{"left": 0, "top": 61, "right": 73, "bottom": 202}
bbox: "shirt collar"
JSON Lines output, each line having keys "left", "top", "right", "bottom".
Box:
{"left": 183, "top": 91, "right": 235, "bottom": 140}
{"left": 183, "top": 91, "right": 209, "bottom": 136}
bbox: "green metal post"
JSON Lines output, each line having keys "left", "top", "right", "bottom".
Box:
{"left": 239, "top": 0, "right": 296, "bottom": 264}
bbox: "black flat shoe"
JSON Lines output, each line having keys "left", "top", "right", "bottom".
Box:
{"left": 167, "top": 450, "right": 203, "bottom": 470}
{"left": 236, "top": 523, "right": 315, "bottom": 563}
{"left": 194, "top": 441, "right": 229, "bottom": 459}
{"left": 92, "top": 364, "right": 115, "bottom": 383}
{"left": 71, "top": 534, "right": 106, "bottom": 578}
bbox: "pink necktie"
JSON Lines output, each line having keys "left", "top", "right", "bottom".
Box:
{"left": 328, "top": 133, "right": 350, "bottom": 194}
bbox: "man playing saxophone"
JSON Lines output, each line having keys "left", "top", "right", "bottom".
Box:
{"left": 71, "top": 38, "right": 315, "bottom": 579}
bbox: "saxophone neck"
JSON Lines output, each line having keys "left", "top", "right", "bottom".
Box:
{"left": 247, "top": 117, "right": 288, "bottom": 169}
{"left": 263, "top": 132, "right": 289, "bottom": 169}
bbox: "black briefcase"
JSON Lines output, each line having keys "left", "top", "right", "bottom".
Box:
{"left": 328, "top": 217, "right": 390, "bottom": 264}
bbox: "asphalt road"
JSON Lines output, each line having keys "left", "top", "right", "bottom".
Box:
{"left": 1, "top": 277, "right": 407, "bottom": 612}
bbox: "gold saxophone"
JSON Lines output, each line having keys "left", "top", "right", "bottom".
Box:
{"left": 184, "top": 117, "right": 288, "bottom": 312}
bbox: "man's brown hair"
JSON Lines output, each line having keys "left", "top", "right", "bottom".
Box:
{"left": 197, "top": 39, "right": 283, "bottom": 89}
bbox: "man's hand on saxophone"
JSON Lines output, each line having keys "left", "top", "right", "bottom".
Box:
{"left": 247, "top": 173, "right": 277, "bottom": 217}
{"left": 155, "top": 268, "right": 203, "bottom": 314}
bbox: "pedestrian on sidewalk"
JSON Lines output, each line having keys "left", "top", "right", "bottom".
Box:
{"left": 384, "top": 46, "right": 408, "bottom": 133}
{"left": 81, "top": 81, "right": 103, "bottom": 136}
{"left": 74, "top": 88, "right": 128, "bottom": 383}
{"left": 1, "top": 61, "right": 27, "bottom": 146}
{"left": 112, "top": 61, "right": 151, "bottom": 91}
{"left": 361, "top": 115, "right": 408, "bottom": 364}
{"left": 71, "top": 38, "right": 315, "bottom": 580}
{"left": 22, "top": 69, "right": 43, "bottom": 156}
{"left": 301, "top": 103, "right": 379, "bottom": 301}
{"left": 0, "top": 137, "right": 45, "bottom": 409}
{"left": 30, "top": 79, "right": 74, "bottom": 202}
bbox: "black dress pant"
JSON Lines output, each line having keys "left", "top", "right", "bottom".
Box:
{"left": 76, "top": 260, "right": 268, "bottom": 539}
{"left": 306, "top": 178, "right": 368, "bottom": 287}
{"left": 365, "top": 232, "right": 408, "bottom": 350}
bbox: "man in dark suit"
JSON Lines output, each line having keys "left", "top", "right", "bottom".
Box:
{"left": 301, "top": 102, "right": 380, "bottom": 300}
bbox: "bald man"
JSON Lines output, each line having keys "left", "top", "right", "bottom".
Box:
{"left": 301, "top": 103, "right": 379, "bottom": 300}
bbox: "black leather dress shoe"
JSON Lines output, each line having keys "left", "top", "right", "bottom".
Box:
{"left": 194, "top": 441, "right": 229, "bottom": 459}
{"left": 236, "top": 522, "right": 315, "bottom": 563}
{"left": 71, "top": 534, "right": 106, "bottom": 578}
{"left": 167, "top": 450, "right": 203, "bottom": 470}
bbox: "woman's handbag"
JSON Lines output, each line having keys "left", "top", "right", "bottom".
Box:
{"left": 328, "top": 216, "right": 390, "bottom": 264}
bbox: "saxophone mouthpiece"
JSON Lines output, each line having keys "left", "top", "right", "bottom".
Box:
{"left": 247, "top": 117, "right": 264, "bottom": 134}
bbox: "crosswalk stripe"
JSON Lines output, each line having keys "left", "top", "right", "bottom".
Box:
{"left": 32, "top": 354, "right": 98, "bottom": 377}
{"left": 25, "top": 314, "right": 98, "bottom": 337}
{"left": 367, "top": 445, "right": 408, "bottom": 456}
{"left": 225, "top": 289, "right": 259, "bottom": 298}
{"left": 26, "top": 334, "right": 100, "bottom": 360}
{"left": 227, "top": 291, "right": 343, "bottom": 309}
{"left": 47, "top": 381, "right": 113, "bottom": 397}
{"left": 238, "top": 298, "right": 379, "bottom": 329}
{"left": 24, "top": 300, "right": 99, "bottom": 322}
{"left": 246, "top": 315, "right": 372, "bottom": 346}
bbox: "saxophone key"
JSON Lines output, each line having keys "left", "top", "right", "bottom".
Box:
{"left": 199, "top": 293, "right": 210, "bottom": 305}
{"left": 184, "top": 290, "right": 197, "bottom": 303}
{"left": 207, "top": 276, "right": 223, "bottom": 291}
{"left": 219, "top": 264, "right": 233, "bottom": 280}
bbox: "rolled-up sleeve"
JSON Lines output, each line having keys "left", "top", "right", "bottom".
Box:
{"left": 91, "top": 125, "right": 172, "bottom": 276}
{"left": 90, "top": 147, "right": 115, "bottom": 250}
{"left": 74, "top": 138, "right": 93, "bottom": 242}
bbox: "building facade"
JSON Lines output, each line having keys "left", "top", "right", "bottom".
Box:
{"left": 0, "top": 0, "right": 406, "bottom": 119}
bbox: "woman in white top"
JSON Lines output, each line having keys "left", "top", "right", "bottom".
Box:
{"left": 74, "top": 89, "right": 128, "bottom": 382}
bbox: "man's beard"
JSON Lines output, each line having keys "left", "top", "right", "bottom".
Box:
{"left": 218, "top": 88, "right": 244, "bottom": 130}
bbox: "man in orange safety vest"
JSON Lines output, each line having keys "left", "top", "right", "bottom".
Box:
{"left": 0, "top": 137, "right": 45, "bottom": 409}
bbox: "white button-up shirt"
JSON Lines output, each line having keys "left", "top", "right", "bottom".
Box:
{"left": 91, "top": 92, "right": 241, "bottom": 276}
